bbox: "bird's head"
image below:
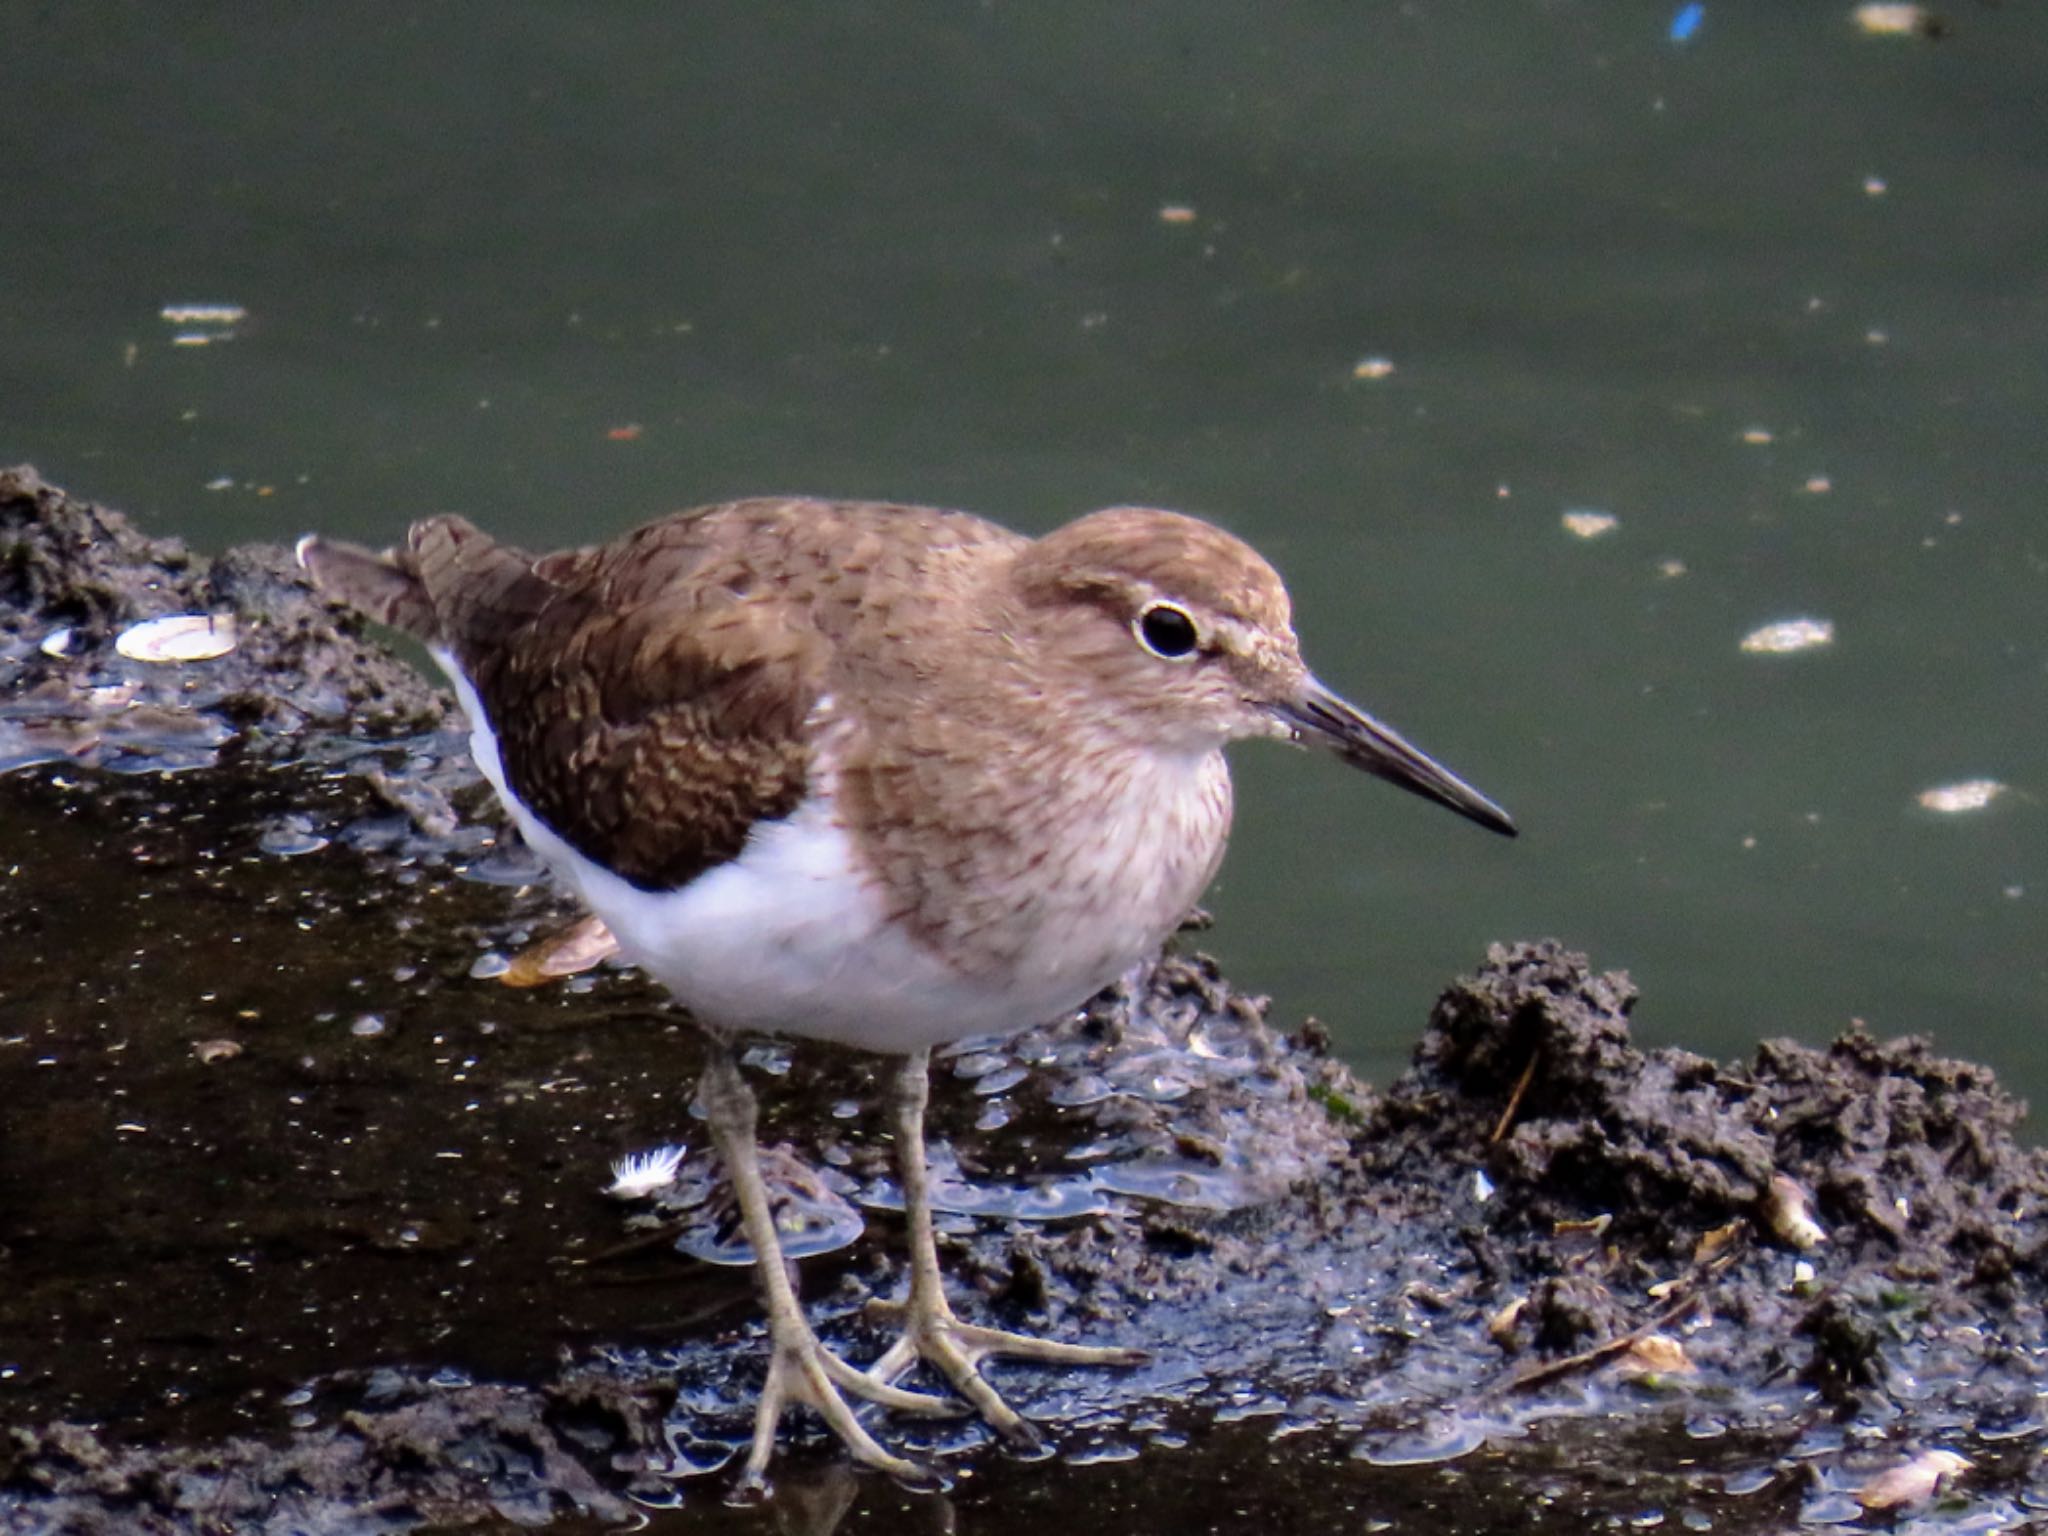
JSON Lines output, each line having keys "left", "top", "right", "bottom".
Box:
{"left": 1010, "top": 506, "right": 1516, "bottom": 837}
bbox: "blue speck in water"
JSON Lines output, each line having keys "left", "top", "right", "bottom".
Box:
{"left": 1670, "top": 3, "right": 1704, "bottom": 42}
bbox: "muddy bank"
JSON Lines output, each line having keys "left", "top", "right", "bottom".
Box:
{"left": 3, "top": 468, "right": 2045, "bottom": 1533}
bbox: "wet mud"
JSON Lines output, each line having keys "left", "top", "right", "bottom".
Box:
{"left": 4, "top": 468, "right": 2046, "bottom": 1533}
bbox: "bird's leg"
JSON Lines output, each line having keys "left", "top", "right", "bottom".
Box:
{"left": 697, "top": 1042, "right": 958, "bottom": 1496}
{"left": 865, "top": 1049, "right": 1147, "bottom": 1451}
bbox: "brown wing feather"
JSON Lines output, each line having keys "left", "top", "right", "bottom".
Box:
{"left": 409, "top": 512, "right": 825, "bottom": 891}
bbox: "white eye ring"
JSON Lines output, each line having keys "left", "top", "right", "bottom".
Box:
{"left": 1134, "top": 601, "right": 1200, "bottom": 661}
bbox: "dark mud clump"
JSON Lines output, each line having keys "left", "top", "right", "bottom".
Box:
{"left": 0, "top": 462, "right": 446, "bottom": 775}
{"left": 4, "top": 1373, "right": 657, "bottom": 1535}
{"left": 4, "top": 468, "right": 2047, "bottom": 1533}
{"left": 1370, "top": 944, "right": 2048, "bottom": 1404}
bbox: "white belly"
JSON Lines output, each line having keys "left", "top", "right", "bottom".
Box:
{"left": 439, "top": 659, "right": 1211, "bottom": 1053}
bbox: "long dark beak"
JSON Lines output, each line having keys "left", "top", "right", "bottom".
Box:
{"left": 1275, "top": 676, "right": 1517, "bottom": 837}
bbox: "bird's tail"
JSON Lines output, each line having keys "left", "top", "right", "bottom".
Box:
{"left": 296, "top": 532, "right": 440, "bottom": 640}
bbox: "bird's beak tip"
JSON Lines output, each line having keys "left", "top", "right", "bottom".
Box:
{"left": 1280, "top": 679, "right": 1518, "bottom": 839}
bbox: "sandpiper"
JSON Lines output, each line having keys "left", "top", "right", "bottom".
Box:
{"left": 298, "top": 497, "right": 1514, "bottom": 1492}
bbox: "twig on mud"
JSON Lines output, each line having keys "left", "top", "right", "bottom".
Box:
{"left": 1489, "top": 1051, "right": 1540, "bottom": 1145}
{"left": 1501, "top": 1233, "right": 1747, "bottom": 1393}
{"left": 574, "top": 1228, "right": 687, "bottom": 1266}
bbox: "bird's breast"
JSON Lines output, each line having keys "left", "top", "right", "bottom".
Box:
{"left": 883, "top": 744, "right": 1236, "bottom": 1004}
{"left": 441, "top": 641, "right": 1235, "bottom": 1051}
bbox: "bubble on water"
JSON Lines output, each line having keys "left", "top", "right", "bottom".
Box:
{"left": 658, "top": 1422, "right": 742, "bottom": 1478}
{"left": 860, "top": 1160, "right": 1108, "bottom": 1222}
{"left": 1106, "top": 1067, "right": 1192, "bottom": 1103}
{"left": 1064, "top": 1438, "right": 1141, "bottom": 1466}
{"left": 1092, "top": 1159, "right": 1246, "bottom": 1211}
{"left": 1048, "top": 1073, "right": 1116, "bottom": 1107}
{"left": 1351, "top": 1413, "right": 1491, "bottom": 1466}
{"left": 667, "top": 1148, "right": 864, "bottom": 1265}
{"left": 973, "top": 1065, "right": 1029, "bottom": 1097}
{"left": 259, "top": 816, "right": 330, "bottom": 857}
{"left": 975, "top": 1100, "right": 1012, "bottom": 1132}
{"left": 937, "top": 1033, "right": 1008, "bottom": 1059}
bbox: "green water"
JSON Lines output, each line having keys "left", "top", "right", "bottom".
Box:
{"left": 5, "top": 3, "right": 2045, "bottom": 1107}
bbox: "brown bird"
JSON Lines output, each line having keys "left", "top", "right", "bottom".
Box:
{"left": 297, "top": 497, "right": 1513, "bottom": 1493}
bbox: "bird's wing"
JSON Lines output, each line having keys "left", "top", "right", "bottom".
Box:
{"left": 311, "top": 511, "right": 827, "bottom": 891}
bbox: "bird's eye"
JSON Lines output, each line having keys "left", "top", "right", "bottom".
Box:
{"left": 1135, "top": 602, "right": 1200, "bottom": 660}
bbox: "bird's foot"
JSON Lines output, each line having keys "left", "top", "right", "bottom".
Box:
{"left": 734, "top": 1312, "right": 964, "bottom": 1500}
{"left": 863, "top": 1291, "right": 1148, "bottom": 1453}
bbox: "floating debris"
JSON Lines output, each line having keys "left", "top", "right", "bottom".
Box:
{"left": 159, "top": 304, "right": 248, "bottom": 326}
{"left": 1857, "top": 1449, "right": 1970, "bottom": 1511}
{"left": 607, "top": 1144, "right": 687, "bottom": 1200}
{"left": 1863, "top": 174, "right": 1889, "bottom": 197}
{"left": 1656, "top": 558, "right": 1688, "bottom": 579}
{"left": 1669, "top": 3, "right": 1705, "bottom": 43}
{"left": 1852, "top": 3, "right": 1931, "bottom": 36}
{"left": 114, "top": 613, "right": 237, "bottom": 663}
{"left": 1740, "top": 618, "right": 1834, "bottom": 655}
{"left": 1802, "top": 474, "right": 1833, "bottom": 494}
{"left": 1351, "top": 355, "right": 1396, "bottom": 381}
{"left": 1157, "top": 203, "right": 1198, "bottom": 225}
{"left": 1739, "top": 425, "right": 1775, "bottom": 445}
{"left": 160, "top": 303, "right": 246, "bottom": 347}
{"left": 1560, "top": 509, "right": 1619, "bottom": 540}
{"left": 1916, "top": 779, "right": 2006, "bottom": 814}
{"left": 190, "top": 1038, "right": 244, "bottom": 1065}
